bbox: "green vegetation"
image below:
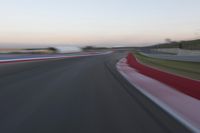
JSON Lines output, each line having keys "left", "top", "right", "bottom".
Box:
{"left": 0, "top": 47, "right": 58, "bottom": 54}
{"left": 135, "top": 53, "right": 200, "bottom": 80}
{"left": 148, "top": 39, "right": 200, "bottom": 50}
{"left": 82, "top": 46, "right": 110, "bottom": 51}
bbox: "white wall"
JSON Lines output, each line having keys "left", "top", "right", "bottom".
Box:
{"left": 55, "top": 46, "right": 82, "bottom": 53}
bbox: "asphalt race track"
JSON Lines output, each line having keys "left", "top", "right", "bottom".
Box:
{"left": 0, "top": 52, "right": 190, "bottom": 133}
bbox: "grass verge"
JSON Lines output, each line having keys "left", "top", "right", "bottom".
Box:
{"left": 135, "top": 52, "right": 200, "bottom": 80}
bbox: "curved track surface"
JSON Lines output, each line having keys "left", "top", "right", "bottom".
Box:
{"left": 0, "top": 52, "right": 190, "bottom": 133}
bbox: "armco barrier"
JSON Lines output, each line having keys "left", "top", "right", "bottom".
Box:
{"left": 127, "top": 53, "right": 200, "bottom": 100}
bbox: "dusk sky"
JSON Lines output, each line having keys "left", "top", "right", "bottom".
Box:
{"left": 0, "top": 0, "right": 200, "bottom": 47}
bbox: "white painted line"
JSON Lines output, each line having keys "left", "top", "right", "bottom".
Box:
{"left": 117, "top": 58, "right": 200, "bottom": 132}
{"left": 0, "top": 51, "right": 113, "bottom": 63}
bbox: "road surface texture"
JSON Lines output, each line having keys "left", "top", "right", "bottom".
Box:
{"left": 0, "top": 52, "right": 190, "bottom": 133}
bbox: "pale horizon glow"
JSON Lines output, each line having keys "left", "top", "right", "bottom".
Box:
{"left": 0, "top": 0, "right": 200, "bottom": 47}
